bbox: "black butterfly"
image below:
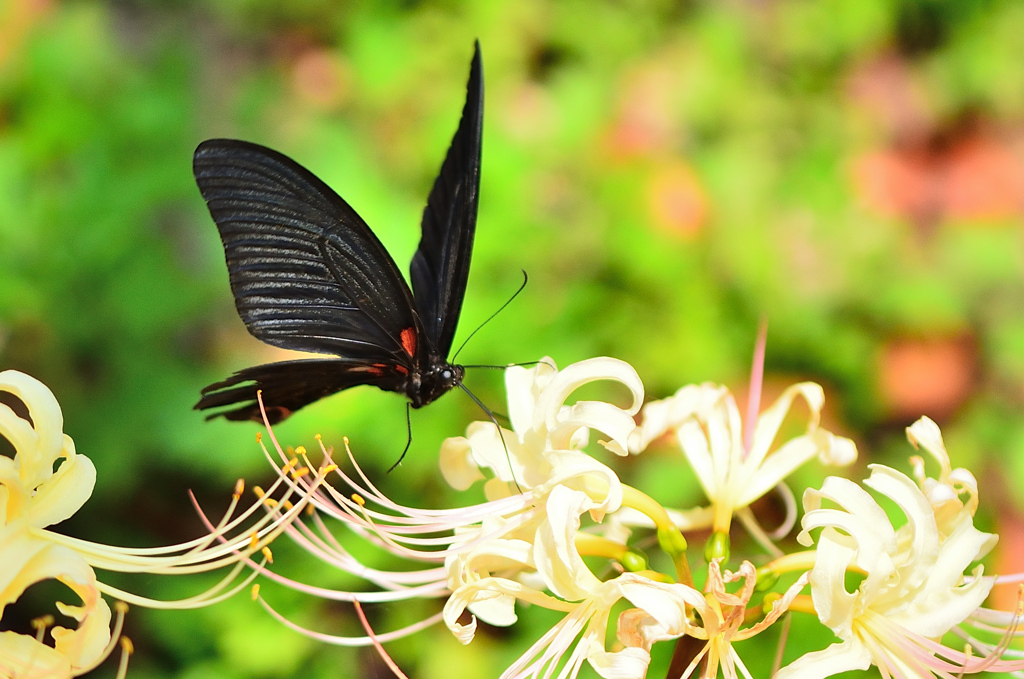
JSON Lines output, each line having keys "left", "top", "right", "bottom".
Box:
{"left": 194, "top": 43, "right": 483, "bottom": 424}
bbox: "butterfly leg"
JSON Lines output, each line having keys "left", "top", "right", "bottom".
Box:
{"left": 388, "top": 402, "right": 414, "bottom": 473}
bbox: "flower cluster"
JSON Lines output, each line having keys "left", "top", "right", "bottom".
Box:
{"left": 11, "top": 334, "right": 1022, "bottom": 678}
{"left": 245, "top": 344, "right": 1024, "bottom": 679}
{"left": 0, "top": 371, "right": 331, "bottom": 678}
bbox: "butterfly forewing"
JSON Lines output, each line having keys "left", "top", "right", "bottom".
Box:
{"left": 409, "top": 42, "right": 483, "bottom": 357}
{"left": 194, "top": 140, "right": 421, "bottom": 361}
{"left": 195, "top": 43, "right": 485, "bottom": 423}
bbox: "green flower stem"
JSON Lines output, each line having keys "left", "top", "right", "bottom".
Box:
{"left": 621, "top": 484, "right": 694, "bottom": 587}
{"left": 761, "top": 548, "right": 815, "bottom": 577}
{"left": 575, "top": 533, "right": 647, "bottom": 572}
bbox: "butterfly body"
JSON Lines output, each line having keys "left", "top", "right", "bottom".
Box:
{"left": 195, "top": 43, "right": 482, "bottom": 423}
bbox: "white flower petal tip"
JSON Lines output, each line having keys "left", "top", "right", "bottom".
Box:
{"left": 441, "top": 357, "right": 642, "bottom": 502}
{"left": 814, "top": 430, "right": 858, "bottom": 466}
{"left": 439, "top": 436, "right": 486, "bottom": 490}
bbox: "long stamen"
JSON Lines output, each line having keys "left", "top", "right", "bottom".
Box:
{"left": 353, "top": 600, "right": 412, "bottom": 679}
{"left": 743, "top": 319, "right": 768, "bottom": 457}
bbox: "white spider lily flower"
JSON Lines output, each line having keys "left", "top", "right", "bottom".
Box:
{"left": 0, "top": 370, "right": 323, "bottom": 676}
{"left": 445, "top": 486, "right": 694, "bottom": 679}
{"left": 440, "top": 357, "right": 644, "bottom": 515}
{"left": 778, "top": 462, "right": 1019, "bottom": 678}
{"left": 1, "top": 523, "right": 115, "bottom": 678}
{"left": 629, "top": 381, "right": 856, "bottom": 535}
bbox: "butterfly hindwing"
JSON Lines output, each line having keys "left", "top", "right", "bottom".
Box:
{"left": 198, "top": 359, "right": 408, "bottom": 423}
{"left": 193, "top": 139, "right": 420, "bottom": 362}
{"left": 409, "top": 41, "right": 483, "bottom": 357}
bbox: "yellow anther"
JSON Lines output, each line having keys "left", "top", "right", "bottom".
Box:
{"left": 291, "top": 466, "right": 310, "bottom": 479}
{"left": 114, "top": 601, "right": 129, "bottom": 614}
{"left": 264, "top": 498, "right": 279, "bottom": 508}
{"left": 351, "top": 493, "right": 365, "bottom": 507}
{"left": 233, "top": 479, "right": 245, "bottom": 499}
{"left": 305, "top": 504, "right": 315, "bottom": 516}
{"left": 342, "top": 436, "right": 349, "bottom": 445}
{"left": 249, "top": 532, "right": 260, "bottom": 550}
{"left": 281, "top": 500, "right": 294, "bottom": 511}
{"left": 322, "top": 464, "right": 338, "bottom": 474}
{"left": 251, "top": 584, "right": 261, "bottom": 600}
{"left": 253, "top": 486, "right": 265, "bottom": 499}
{"left": 31, "top": 615, "right": 54, "bottom": 631}
{"left": 255, "top": 432, "right": 262, "bottom": 443}
{"left": 262, "top": 546, "right": 274, "bottom": 564}
{"left": 316, "top": 433, "right": 323, "bottom": 441}
{"left": 120, "top": 637, "right": 134, "bottom": 654}
{"left": 295, "top": 446, "right": 306, "bottom": 456}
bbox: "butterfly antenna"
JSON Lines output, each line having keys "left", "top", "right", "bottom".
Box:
{"left": 388, "top": 402, "right": 414, "bottom": 473}
{"left": 452, "top": 270, "right": 529, "bottom": 363}
{"left": 461, "top": 359, "right": 555, "bottom": 370}
{"left": 458, "top": 382, "right": 523, "bottom": 493}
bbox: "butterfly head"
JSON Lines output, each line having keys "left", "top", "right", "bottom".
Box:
{"left": 407, "top": 361, "right": 465, "bottom": 409}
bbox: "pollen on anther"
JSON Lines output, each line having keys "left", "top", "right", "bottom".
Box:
{"left": 351, "top": 493, "right": 365, "bottom": 507}
{"left": 121, "top": 637, "right": 134, "bottom": 654}
{"left": 233, "top": 479, "right": 245, "bottom": 499}
{"left": 262, "top": 546, "right": 274, "bottom": 564}
{"left": 32, "top": 615, "right": 54, "bottom": 632}
{"left": 315, "top": 433, "right": 322, "bottom": 441}
{"left": 115, "top": 601, "right": 129, "bottom": 614}
{"left": 249, "top": 532, "right": 260, "bottom": 550}
{"left": 251, "top": 584, "right": 261, "bottom": 601}
{"left": 292, "top": 467, "right": 310, "bottom": 479}
{"left": 255, "top": 432, "right": 262, "bottom": 443}
{"left": 295, "top": 446, "right": 307, "bottom": 456}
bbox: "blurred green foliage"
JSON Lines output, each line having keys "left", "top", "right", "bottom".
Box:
{"left": 3, "top": 0, "right": 1024, "bottom": 677}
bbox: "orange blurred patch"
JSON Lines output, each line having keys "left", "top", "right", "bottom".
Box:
{"left": 944, "top": 136, "right": 1024, "bottom": 221}
{"left": 851, "top": 130, "right": 1024, "bottom": 227}
{"left": 878, "top": 335, "right": 977, "bottom": 420}
{"left": 990, "top": 509, "right": 1024, "bottom": 611}
{"left": 646, "top": 161, "right": 707, "bottom": 238}
{"left": 851, "top": 150, "right": 933, "bottom": 221}
{"left": 291, "top": 48, "right": 349, "bottom": 110}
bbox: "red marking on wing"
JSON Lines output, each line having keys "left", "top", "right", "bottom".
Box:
{"left": 366, "top": 365, "right": 385, "bottom": 376}
{"left": 394, "top": 365, "right": 409, "bottom": 376}
{"left": 400, "top": 327, "right": 417, "bottom": 357}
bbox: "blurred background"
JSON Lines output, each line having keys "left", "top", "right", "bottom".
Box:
{"left": 3, "top": 0, "right": 1024, "bottom": 677}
